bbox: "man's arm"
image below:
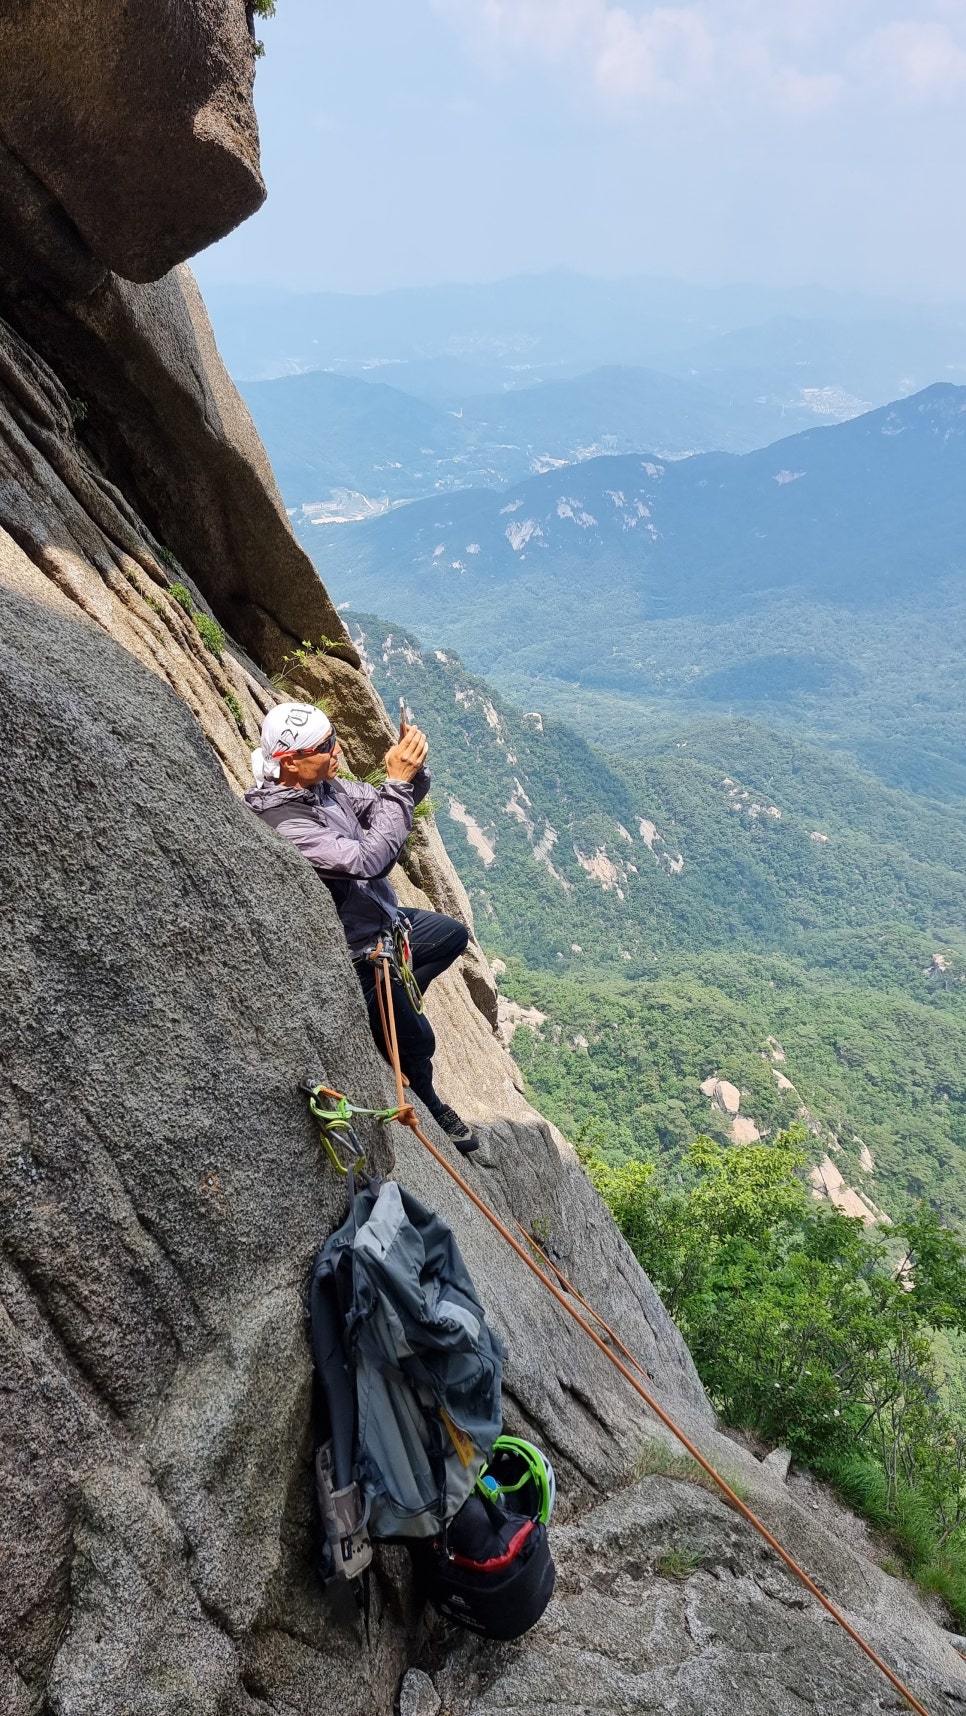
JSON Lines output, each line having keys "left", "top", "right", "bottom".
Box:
{"left": 337, "top": 765, "right": 430, "bottom": 825}
{"left": 264, "top": 784, "right": 415, "bottom": 879}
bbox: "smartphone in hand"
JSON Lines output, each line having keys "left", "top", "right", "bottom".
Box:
{"left": 399, "top": 695, "right": 412, "bottom": 736}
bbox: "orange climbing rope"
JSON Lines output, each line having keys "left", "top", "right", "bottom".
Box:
{"left": 511, "top": 1215, "right": 659, "bottom": 1387}
{"left": 366, "top": 955, "right": 934, "bottom": 1716}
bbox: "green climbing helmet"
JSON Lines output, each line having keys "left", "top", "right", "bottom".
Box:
{"left": 477, "top": 1436, "right": 556, "bottom": 1525}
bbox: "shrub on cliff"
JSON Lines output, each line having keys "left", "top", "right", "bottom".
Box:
{"left": 590, "top": 1129, "right": 966, "bottom": 1622}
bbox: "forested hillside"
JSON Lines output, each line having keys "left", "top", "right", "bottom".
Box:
{"left": 350, "top": 613, "right": 966, "bottom": 1225}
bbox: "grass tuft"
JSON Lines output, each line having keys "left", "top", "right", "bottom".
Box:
{"left": 655, "top": 1546, "right": 706, "bottom": 1579}
{"left": 194, "top": 613, "right": 225, "bottom": 658}
{"left": 223, "top": 690, "right": 248, "bottom": 736}
{"left": 633, "top": 1439, "right": 749, "bottom": 1502}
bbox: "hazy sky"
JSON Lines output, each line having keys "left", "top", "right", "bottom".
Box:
{"left": 194, "top": 0, "right": 966, "bottom": 298}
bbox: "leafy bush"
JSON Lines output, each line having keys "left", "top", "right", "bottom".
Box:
{"left": 591, "top": 1131, "right": 966, "bottom": 1621}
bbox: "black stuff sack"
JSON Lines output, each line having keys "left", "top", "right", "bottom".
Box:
{"left": 411, "top": 1493, "right": 555, "bottom": 1640}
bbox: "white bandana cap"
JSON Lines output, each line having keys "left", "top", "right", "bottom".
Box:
{"left": 251, "top": 702, "right": 333, "bottom": 784}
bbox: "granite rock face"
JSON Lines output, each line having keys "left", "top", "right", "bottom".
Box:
{"left": 0, "top": 263, "right": 355, "bottom": 683}
{"left": 0, "top": 554, "right": 707, "bottom": 1712}
{"left": 0, "top": 556, "right": 394, "bottom": 1713}
{"left": 0, "top": 0, "right": 264, "bottom": 280}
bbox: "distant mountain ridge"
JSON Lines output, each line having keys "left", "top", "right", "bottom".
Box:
{"left": 319, "top": 385, "right": 966, "bottom": 797}
{"left": 213, "top": 274, "right": 966, "bottom": 524}
{"left": 202, "top": 270, "right": 966, "bottom": 385}
{"left": 242, "top": 359, "right": 859, "bottom": 512}
{"left": 323, "top": 383, "right": 966, "bottom": 611}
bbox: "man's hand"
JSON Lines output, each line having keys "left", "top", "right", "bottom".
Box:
{"left": 384, "top": 725, "right": 429, "bottom": 783}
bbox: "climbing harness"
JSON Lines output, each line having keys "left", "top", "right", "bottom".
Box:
{"left": 355, "top": 924, "right": 425, "bottom": 1016}
{"left": 304, "top": 956, "right": 934, "bottom": 1716}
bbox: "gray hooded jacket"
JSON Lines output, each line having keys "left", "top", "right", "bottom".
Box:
{"left": 244, "top": 769, "right": 430, "bottom": 956}
{"left": 310, "top": 1177, "right": 504, "bottom": 1540}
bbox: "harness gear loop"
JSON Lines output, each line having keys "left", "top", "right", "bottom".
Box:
{"left": 363, "top": 926, "right": 425, "bottom": 1017}
{"left": 370, "top": 973, "right": 933, "bottom": 1716}
{"left": 393, "top": 920, "right": 425, "bottom": 1016}
{"left": 374, "top": 955, "right": 409, "bottom": 1115}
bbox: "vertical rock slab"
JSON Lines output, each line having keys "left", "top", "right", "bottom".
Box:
{"left": 0, "top": 548, "right": 406, "bottom": 1710}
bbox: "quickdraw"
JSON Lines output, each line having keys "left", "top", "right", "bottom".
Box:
{"left": 300, "top": 1080, "right": 400, "bottom": 1177}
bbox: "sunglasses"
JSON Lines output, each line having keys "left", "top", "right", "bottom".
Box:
{"left": 308, "top": 727, "right": 341, "bottom": 755}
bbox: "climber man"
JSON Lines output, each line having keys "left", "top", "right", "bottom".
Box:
{"left": 245, "top": 702, "right": 479, "bottom": 1154}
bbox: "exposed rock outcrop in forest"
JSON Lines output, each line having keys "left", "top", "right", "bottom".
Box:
{"left": 2, "top": 6, "right": 966, "bottom": 1715}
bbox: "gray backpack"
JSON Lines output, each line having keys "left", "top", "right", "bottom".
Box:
{"left": 309, "top": 1177, "right": 505, "bottom": 1584}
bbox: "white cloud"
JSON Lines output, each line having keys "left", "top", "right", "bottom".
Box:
{"left": 435, "top": 0, "right": 966, "bottom": 112}
{"left": 855, "top": 20, "right": 966, "bottom": 101}
{"left": 594, "top": 7, "right": 714, "bottom": 101}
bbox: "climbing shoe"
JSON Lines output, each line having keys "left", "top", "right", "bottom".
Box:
{"left": 433, "top": 1104, "right": 481, "bottom": 1155}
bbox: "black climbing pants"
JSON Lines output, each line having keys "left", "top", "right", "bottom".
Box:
{"left": 355, "top": 909, "right": 469, "bottom": 1116}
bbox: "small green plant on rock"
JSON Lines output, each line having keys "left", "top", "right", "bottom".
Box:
{"left": 169, "top": 583, "right": 195, "bottom": 615}
{"left": 69, "top": 398, "right": 88, "bottom": 426}
{"left": 167, "top": 583, "right": 226, "bottom": 657}
{"left": 282, "top": 635, "right": 352, "bottom": 676}
{"left": 223, "top": 690, "right": 248, "bottom": 736}
{"left": 157, "top": 547, "right": 184, "bottom": 575}
{"left": 194, "top": 613, "right": 225, "bottom": 658}
{"left": 249, "top": 0, "right": 275, "bottom": 53}
{"left": 655, "top": 1546, "right": 706, "bottom": 1580}
{"left": 272, "top": 675, "right": 332, "bottom": 717}
{"left": 530, "top": 1213, "right": 553, "bottom": 1247}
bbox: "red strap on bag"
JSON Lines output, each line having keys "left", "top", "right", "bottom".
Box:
{"left": 449, "top": 1519, "right": 535, "bottom": 1574}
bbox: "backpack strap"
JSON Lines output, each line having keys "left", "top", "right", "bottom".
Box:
{"left": 310, "top": 1254, "right": 356, "bottom": 1491}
